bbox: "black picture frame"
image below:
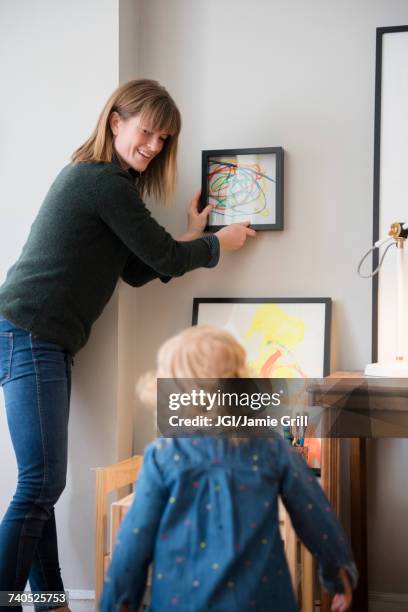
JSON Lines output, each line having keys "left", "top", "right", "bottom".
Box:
{"left": 192, "top": 297, "right": 331, "bottom": 476}
{"left": 192, "top": 297, "right": 332, "bottom": 377}
{"left": 372, "top": 25, "right": 408, "bottom": 362}
{"left": 200, "top": 147, "right": 284, "bottom": 231}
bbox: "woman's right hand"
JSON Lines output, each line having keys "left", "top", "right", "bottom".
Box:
{"left": 215, "top": 222, "right": 256, "bottom": 251}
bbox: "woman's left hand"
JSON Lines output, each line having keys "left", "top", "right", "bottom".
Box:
{"left": 178, "top": 191, "right": 213, "bottom": 241}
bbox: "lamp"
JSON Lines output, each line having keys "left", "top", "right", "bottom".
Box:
{"left": 358, "top": 222, "right": 408, "bottom": 377}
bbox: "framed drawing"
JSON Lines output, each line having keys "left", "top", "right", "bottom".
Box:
{"left": 372, "top": 26, "right": 408, "bottom": 362}
{"left": 192, "top": 298, "right": 331, "bottom": 377}
{"left": 200, "top": 147, "right": 284, "bottom": 231}
{"left": 192, "top": 298, "right": 332, "bottom": 473}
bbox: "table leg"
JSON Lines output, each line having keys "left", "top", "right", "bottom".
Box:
{"left": 350, "top": 438, "right": 368, "bottom": 612}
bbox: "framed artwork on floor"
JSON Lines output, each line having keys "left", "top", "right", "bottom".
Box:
{"left": 192, "top": 297, "right": 332, "bottom": 472}
{"left": 200, "top": 147, "right": 284, "bottom": 231}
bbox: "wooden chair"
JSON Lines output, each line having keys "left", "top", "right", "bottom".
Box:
{"left": 94, "top": 455, "right": 143, "bottom": 606}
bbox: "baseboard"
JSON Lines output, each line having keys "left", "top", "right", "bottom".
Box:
{"left": 22, "top": 590, "right": 95, "bottom": 612}
{"left": 67, "top": 589, "right": 95, "bottom": 600}
{"left": 369, "top": 591, "right": 408, "bottom": 612}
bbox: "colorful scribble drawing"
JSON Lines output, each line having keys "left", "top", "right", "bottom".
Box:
{"left": 208, "top": 157, "right": 275, "bottom": 218}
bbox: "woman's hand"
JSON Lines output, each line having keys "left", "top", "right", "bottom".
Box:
{"left": 331, "top": 568, "right": 352, "bottom": 611}
{"left": 178, "top": 190, "right": 213, "bottom": 241}
{"left": 215, "top": 222, "right": 256, "bottom": 251}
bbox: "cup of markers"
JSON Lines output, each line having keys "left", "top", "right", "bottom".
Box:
{"left": 283, "top": 423, "right": 309, "bottom": 462}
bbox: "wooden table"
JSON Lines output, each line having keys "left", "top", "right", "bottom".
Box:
{"left": 309, "top": 371, "right": 408, "bottom": 612}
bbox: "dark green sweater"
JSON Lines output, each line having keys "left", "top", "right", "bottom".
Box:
{"left": 0, "top": 161, "right": 216, "bottom": 354}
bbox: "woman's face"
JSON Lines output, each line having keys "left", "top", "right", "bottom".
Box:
{"left": 110, "top": 112, "right": 168, "bottom": 172}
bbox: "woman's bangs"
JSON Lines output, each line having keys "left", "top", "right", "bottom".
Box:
{"left": 140, "top": 100, "right": 181, "bottom": 137}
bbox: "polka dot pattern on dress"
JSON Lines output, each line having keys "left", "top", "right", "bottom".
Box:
{"left": 102, "top": 437, "right": 356, "bottom": 611}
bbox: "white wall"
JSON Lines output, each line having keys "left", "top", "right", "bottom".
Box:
{"left": 130, "top": 0, "right": 408, "bottom": 601}
{"left": 0, "top": 0, "right": 124, "bottom": 593}
{"left": 116, "top": 0, "right": 142, "bottom": 462}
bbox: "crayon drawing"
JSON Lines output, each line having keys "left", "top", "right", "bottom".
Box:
{"left": 201, "top": 147, "right": 283, "bottom": 230}
{"left": 208, "top": 155, "right": 276, "bottom": 223}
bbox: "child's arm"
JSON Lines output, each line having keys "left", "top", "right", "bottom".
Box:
{"left": 99, "top": 444, "right": 167, "bottom": 612}
{"left": 331, "top": 568, "right": 353, "bottom": 612}
{"left": 277, "top": 438, "right": 358, "bottom": 597}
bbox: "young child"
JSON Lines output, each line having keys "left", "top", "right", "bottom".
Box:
{"left": 100, "top": 326, "right": 357, "bottom": 612}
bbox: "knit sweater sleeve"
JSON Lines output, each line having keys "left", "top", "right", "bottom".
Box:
{"left": 95, "top": 167, "right": 214, "bottom": 277}
{"left": 121, "top": 253, "right": 172, "bottom": 286}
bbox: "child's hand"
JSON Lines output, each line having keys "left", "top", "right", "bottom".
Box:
{"left": 331, "top": 567, "right": 352, "bottom": 611}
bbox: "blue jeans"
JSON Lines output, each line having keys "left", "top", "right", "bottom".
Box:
{"left": 0, "top": 318, "right": 71, "bottom": 611}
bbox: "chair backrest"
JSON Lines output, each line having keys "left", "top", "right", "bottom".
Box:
{"left": 94, "top": 455, "right": 143, "bottom": 606}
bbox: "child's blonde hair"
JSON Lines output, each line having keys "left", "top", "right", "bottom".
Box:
{"left": 137, "top": 325, "right": 249, "bottom": 406}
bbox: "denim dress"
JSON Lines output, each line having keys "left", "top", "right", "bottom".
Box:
{"left": 100, "top": 436, "right": 357, "bottom": 612}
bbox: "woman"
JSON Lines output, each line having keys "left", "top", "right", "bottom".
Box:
{"left": 0, "top": 79, "right": 255, "bottom": 611}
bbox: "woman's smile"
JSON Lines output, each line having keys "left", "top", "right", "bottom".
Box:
{"left": 111, "top": 113, "right": 168, "bottom": 171}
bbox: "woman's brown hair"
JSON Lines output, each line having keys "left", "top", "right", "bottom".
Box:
{"left": 71, "top": 79, "right": 181, "bottom": 202}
